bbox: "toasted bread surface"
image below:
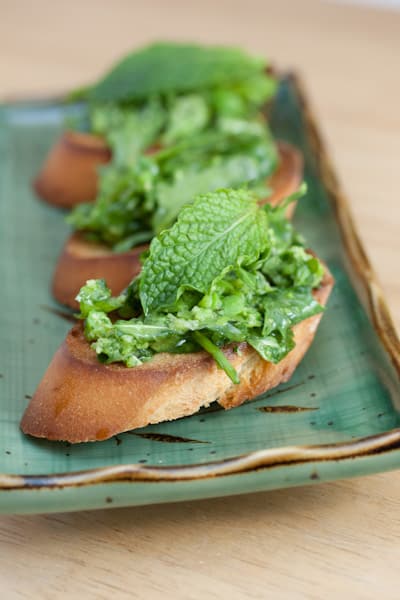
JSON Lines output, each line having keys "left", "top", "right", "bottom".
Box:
{"left": 33, "top": 131, "right": 111, "bottom": 208}
{"left": 21, "top": 267, "right": 333, "bottom": 443}
{"left": 52, "top": 141, "right": 303, "bottom": 309}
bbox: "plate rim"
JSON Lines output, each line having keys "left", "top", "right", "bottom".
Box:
{"left": 1, "top": 72, "right": 399, "bottom": 492}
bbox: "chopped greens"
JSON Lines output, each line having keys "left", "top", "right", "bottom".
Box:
{"left": 67, "top": 42, "right": 278, "bottom": 250}
{"left": 68, "top": 110, "right": 277, "bottom": 248}
{"left": 78, "top": 187, "right": 325, "bottom": 383}
{"left": 90, "top": 99, "right": 166, "bottom": 167}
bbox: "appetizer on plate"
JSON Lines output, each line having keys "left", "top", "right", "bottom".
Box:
{"left": 52, "top": 140, "right": 301, "bottom": 309}
{"left": 33, "top": 42, "right": 302, "bottom": 307}
{"left": 21, "top": 187, "right": 333, "bottom": 443}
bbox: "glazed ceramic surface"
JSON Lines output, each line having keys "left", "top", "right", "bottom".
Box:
{"left": 0, "top": 75, "right": 399, "bottom": 514}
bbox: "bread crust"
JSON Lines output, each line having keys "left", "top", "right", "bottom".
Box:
{"left": 33, "top": 131, "right": 111, "bottom": 208}
{"left": 263, "top": 141, "right": 302, "bottom": 216}
{"left": 21, "top": 267, "right": 333, "bottom": 443}
{"left": 52, "top": 233, "right": 146, "bottom": 308}
{"left": 52, "top": 141, "right": 303, "bottom": 309}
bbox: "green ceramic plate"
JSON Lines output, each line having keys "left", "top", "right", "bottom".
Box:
{"left": 0, "top": 75, "right": 399, "bottom": 515}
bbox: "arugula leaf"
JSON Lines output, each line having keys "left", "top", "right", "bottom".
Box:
{"left": 139, "top": 189, "right": 269, "bottom": 314}
{"left": 85, "top": 43, "right": 271, "bottom": 103}
{"left": 247, "top": 288, "right": 323, "bottom": 363}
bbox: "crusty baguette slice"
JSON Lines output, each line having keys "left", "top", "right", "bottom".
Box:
{"left": 33, "top": 131, "right": 111, "bottom": 209}
{"left": 52, "top": 141, "right": 303, "bottom": 309}
{"left": 52, "top": 234, "right": 147, "bottom": 308}
{"left": 21, "top": 265, "right": 333, "bottom": 443}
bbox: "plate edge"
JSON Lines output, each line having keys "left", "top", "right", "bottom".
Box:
{"left": 289, "top": 72, "right": 400, "bottom": 377}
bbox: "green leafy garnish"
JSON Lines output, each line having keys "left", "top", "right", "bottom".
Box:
{"left": 67, "top": 42, "right": 278, "bottom": 251}
{"left": 68, "top": 118, "right": 277, "bottom": 248}
{"left": 80, "top": 43, "right": 275, "bottom": 103}
{"left": 78, "top": 187, "right": 325, "bottom": 384}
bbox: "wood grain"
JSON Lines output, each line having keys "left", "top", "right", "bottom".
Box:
{"left": 1, "top": 0, "right": 399, "bottom": 597}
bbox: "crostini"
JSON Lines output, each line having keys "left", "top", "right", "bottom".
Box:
{"left": 22, "top": 187, "right": 333, "bottom": 443}
{"left": 34, "top": 42, "right": 280, "bottom": 210}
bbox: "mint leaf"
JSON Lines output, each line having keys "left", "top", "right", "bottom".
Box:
{"left": 86, "top": 43, "right": 269, "bottom": 103}
{"left": 139, "top": 189, "right": 269, "bottom": 314}
{"left": 152, "top": 154, "right": 272, "bottom": 234}
{"left": 261, "top": 289, "right": 323, "bottom": 337}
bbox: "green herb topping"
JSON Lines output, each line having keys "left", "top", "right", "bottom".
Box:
{"left": 67, "top": 42, "right": 278, "bottom": 250}
{"left": 74, "top": 42, "right": 276, "bottom": 104}
{"left": 77, "top": 186, "right": 325, "bottom": 383}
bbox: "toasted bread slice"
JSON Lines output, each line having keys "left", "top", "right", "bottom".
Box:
{"left": 52, "top": 141, "right": 303, "bottom": 309}
{"left": 21, "top": 265, "right": 333, "bottom": 443}
{"left": 52, "top": 234, "right": 147, "bottom": 308}
{"left": 33, "top": 131, "right": 111, "bottom": 209}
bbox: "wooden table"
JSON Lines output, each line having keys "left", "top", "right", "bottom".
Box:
{"left": 1, "top": 1, "right": 399, "bottom": 597}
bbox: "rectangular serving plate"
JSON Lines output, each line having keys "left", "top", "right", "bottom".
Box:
{"left": 0, "top": 75, "right": 399, "bottom": 515}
